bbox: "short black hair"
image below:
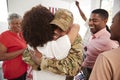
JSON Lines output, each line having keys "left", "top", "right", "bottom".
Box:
{"left": 92, "top": 9, "right": 110, "bottom": 32}
{"left": 92, "top": 9, "right": 109, "bottom": 19}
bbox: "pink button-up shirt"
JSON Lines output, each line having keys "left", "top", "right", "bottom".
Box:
{"left": 82, "top": 28, "right": 118, "bottom": 68}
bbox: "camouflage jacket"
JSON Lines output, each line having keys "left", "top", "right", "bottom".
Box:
{"left": 22, "top": 48, "right": 39, "bottom": 70}
{"left": 22, "top": 35, "right": 83, "bottom": 76}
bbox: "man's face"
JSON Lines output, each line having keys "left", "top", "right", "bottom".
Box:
{"left": 53, "top": 28, "right": 67, "bottom": 40}
{"left": 88, "top": 13, "right": 107, "bottom": 34}
{"left": 110, "top": 14, "right": 120, "bottom": 41}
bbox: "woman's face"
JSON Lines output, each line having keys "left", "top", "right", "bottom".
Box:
{"left": 110, "top": 13, "right": 120, "bottom": 42}
{"left": 9, "top": 18, "right": 22, "bottom": 33}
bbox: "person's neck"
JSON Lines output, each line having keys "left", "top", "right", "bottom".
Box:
{"left": 118, "top": 39, "right": 120, "bottom": 46}
{"left": 9, "top": 29, "right": 19, "bottom": 33}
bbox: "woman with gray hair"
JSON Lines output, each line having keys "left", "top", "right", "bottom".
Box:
{"left": 0, "top": 13, "right": 28, "bottom": 80}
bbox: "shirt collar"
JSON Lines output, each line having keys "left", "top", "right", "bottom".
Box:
{"left": 92, "top": 28, "right": 107, "bottom": 38}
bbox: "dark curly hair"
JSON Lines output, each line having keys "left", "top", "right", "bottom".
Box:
{"left": 22, "top": 5, "right": 55, "bottom": 48}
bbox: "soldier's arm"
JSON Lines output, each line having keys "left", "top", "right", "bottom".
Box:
{"left": 22, "top": 48, "right": 40, "bottom": 70}
{"left": 40, "top": 35, "right": 83, "bottom": 76}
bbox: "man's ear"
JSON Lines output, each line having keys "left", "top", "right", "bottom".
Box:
{"left": 104, "top": 19, "right": 108, "bottom": 23}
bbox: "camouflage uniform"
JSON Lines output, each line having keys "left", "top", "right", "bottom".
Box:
{"left": 23, "top": 35, "right": 83, "bottom": 75}
{"left": 22, "top": 48, "right": 39, "bottom": 70}
{"left": 40, "top": 35, "right": 83, "bottom": 76}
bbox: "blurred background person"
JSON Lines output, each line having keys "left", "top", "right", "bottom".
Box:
{"left": 0, "top": 13, "right": 28, "bottom": 80}
{"left": 75, "top": 1, "right": 91, "bottom": 47}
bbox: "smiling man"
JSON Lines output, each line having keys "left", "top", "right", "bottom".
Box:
{"left": 89, "top": 11, "right": 120, "bottom": 80}
{"left": 81, "top": 9, "right": 119, "bottom": 80}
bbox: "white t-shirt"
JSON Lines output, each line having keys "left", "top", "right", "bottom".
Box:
{"left": 37, "top": 35, "right": 71, "bottom": 60}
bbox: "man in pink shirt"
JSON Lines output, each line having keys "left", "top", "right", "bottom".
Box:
{"left": 89, "top": 11, "right": 120, "bottom": 80}
{"left": 79, "top": 9, "right": 119, "bottom": 80}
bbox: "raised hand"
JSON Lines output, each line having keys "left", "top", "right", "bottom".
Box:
{"left": 75, "top": 1, "right": 79, "bottom": 7}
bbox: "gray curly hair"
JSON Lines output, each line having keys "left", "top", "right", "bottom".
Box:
{"left": 8, "top": 13, "right": 22, "bottom": 23}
